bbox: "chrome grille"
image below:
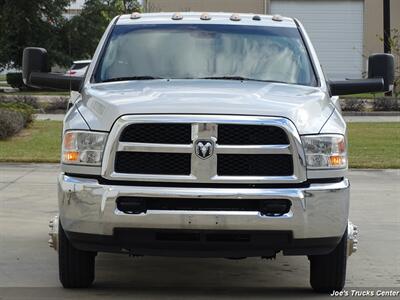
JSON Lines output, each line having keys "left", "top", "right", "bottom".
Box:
{"left": 115, "top": 152, "right": 191, "bottom": 175}
{"left": 218, "top": 124, "right": 289, "bottom": 145}
{"left": 102, "top": 115, "right": 306, "bottom": 184}
{"left": 120, "top": 123, "right": 191, "bottom": 144}
{"left": 217, "top": 154, "right": 293, "bottom": 176}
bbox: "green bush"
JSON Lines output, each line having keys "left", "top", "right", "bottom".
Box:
{"left": 340, "top": 99, "right": 366, "bottom": 111}
{"left": 0, "top": 109, "right": 25, "bottom": 139}
{"left": 0, "top": 95, "right": 39, "bottom": 108}
{"left": 6, "top": 72, "right": 25, "bottom": 89}
{"left": 373, "top": 98, "right": 400, "bottom": 111}
{"left": 42, "top": 97, "right": 68, "bottom": 113}
{"left": 0, "top": 102, "right": 35, "bottom": 125}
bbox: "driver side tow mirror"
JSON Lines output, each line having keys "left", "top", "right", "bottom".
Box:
{"left": 329, "top": 53, "right": 395, "bottom": 96}
{"left": 22, "top": 47, "right": 83, "bottom": 91}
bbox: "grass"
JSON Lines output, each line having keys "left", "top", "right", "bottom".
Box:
{"left": 348, "top": 122, "right": 400, "bottom": 168}
{"left": 0, "top": 121, "right": 399, "bottom": 168}
{"left": 0, "top": 120, "right": 62, "bottom": 163}
{"left": 0, "top": 90, "right": 70, "bottom": 96}
{"left": 0, "top": 75, "right": 9, "bottom": 87}
{"left": 342, "top": 92, "right": 385, "bottom": 99}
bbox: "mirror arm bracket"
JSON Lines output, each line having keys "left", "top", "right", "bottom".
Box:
{"left": 29, "top": 72, "right": 83, "bottom": 91}
{"left": 329, "top": 78, "right": 384, "bottom": 96}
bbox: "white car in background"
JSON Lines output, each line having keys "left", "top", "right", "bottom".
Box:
{"left": 66, "top": 60, "right": 91, "bottom": 108}
{"left": 65, "top": 60, "right": 91, "bottom": 77}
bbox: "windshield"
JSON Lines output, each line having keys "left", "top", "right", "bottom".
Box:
{"left": 94, "top": 24, "right": 317, "bottom": 86}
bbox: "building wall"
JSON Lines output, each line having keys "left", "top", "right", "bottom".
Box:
{"left": 364, "top": 0, "right": 383, "bottom": 54}
{"left": 363, "top": 0, "right": 400, "bottom": 55}
{"left": 390, "top": 0, "right": 400, "bottom": 43}
{"left": 145, "top": 0, "right": 265, "bottom": 14}
{"left": 64, "top": 0, "right": 86, "bottom": 19}
{"left": 146, "top": 0, "right": 400, "bottom": 57}
{"left": 69, "top": 0, "right": 86, "bottom": 10}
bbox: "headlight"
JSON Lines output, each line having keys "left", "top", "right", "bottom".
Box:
{"left": 301, "top": 134, "right": 347, "bottom": 169}
{"left": 62, "top": 131, "right": 108, "bottom": 166}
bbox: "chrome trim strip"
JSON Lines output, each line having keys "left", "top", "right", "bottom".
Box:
{"left": 61, "top": 164, "right": 102, "bottom": 175}
{"left": 211, "top": 175, "right": 299, "bottom": 182}
{"left": 215, "top": 144, "right": 291, "bottom": 155}
{"left": 307, "top": 168, "right": 347, "bottom": 179}
{"left": 101, "top": 115, "right": 307, "bottom": 184}
{"left": 114, "top": 209, "right": 294, "bottom": 219}
{"left": 108, "top": 172, "right": 197, "bottom": 181}
{"left": 118, "top": 142, "right": 193, "bottom": 153}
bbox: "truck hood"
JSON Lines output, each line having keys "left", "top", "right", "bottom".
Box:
{"left": 77, "top": 79, "right": 334, "bottom": 134}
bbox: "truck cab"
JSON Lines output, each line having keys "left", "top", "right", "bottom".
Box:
{"left": 22, "top": 12, "right": 394, "bottom": 293}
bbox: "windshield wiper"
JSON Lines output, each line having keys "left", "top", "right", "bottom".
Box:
{"left": 101, "top": 76, "right": 163, "bottom": 83}
{"left": 198, "top": 76, "right": 288, "bottom": 84}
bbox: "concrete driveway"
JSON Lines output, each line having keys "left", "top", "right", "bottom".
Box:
{"left": 0, "top": 164, "right": 399, "bottom": 299}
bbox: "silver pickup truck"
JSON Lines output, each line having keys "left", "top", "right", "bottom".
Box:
{"left": 23, "top": 12, "right": 394, "bottom": 293}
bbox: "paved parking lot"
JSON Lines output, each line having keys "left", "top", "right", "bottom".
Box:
{"left": 0, "top": 164, "right": 399, "bottom": 299}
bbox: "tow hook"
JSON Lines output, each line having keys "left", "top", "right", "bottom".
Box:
{"left": 48, "top": 215, "right": 59, "bottom": 251}
{"left": 347, "top": 221, "right": 359, "bottom": 256}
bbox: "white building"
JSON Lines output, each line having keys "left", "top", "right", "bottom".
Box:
{"left": 64, "top": 0, "right": 86, "bottom": 19}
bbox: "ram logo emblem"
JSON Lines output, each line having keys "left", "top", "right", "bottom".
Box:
{"left": 195, "top": 140, "right": 213, "bottom": 159}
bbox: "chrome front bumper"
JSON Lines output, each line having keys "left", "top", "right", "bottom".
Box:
{"left": 58, "top": 174, "right": 350, "bottom": 240}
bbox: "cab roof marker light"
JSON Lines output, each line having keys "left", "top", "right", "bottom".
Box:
{"left": 230, "top": 14, "right": 241, "bottom": 21}
{"left": 172, "top": 13, "right": 183, "bottom": 20}
{"left": 272, "top": 14, "right": 283, "bottom": 22}
{"left": 253, "top": 15, "right": 261, "bottom": 21}
{"left": 130, "top": 12, "right": 141, "bottom": 19}
{"left": 200, "top": 13, "right": 211, "bottom": 21}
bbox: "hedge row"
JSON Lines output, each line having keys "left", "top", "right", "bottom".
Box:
{"left": 340, "top": 97, "right": 399, "bottom": 111}
{"left": 0, "top": 102, "right": 35, "bottom": 139}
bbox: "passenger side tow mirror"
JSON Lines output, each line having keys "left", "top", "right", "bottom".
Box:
{"left": 22, "top": 47, "right": 83, "bottom": 91}
{"left": 368, "top": 53, "right": 395, "bottom": 92}
{"left": 329, "top": 53, "right": 395, "bottom": 96}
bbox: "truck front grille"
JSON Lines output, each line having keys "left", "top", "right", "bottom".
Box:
{"left": 217, "top": 154, "right": 293, "bottom": 176}
{"left": 218, "top": 124, "right": 289, "bottom": 145}
{"left": 120, "top": 123, "right": 191, "bottom": 144}
{"left": 115, "top": 152, "right": 191, "bottom": 175}
{"left": 105, "top": 116, "right": 305, "bottom": 184}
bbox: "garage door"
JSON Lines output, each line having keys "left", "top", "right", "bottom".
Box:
{"left": 271, "top": 0, "right": 364, "bottom": 80}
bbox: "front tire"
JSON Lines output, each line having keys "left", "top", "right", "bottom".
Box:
{"left": 59, "top": 222, "right": 96, "bottom": 288}
{"left": 309, "top": 229, "right": 348, "bottom": 293}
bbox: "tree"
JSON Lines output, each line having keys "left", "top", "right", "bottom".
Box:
{"left": 386, "top": 29, "right": 400, "bottom": 97}
{"left": 0, "top": 0, "right": 71, "bottom": 71}
{"left": 120, "top": 0, "right": 142, "bottom": 13}
{"left": 379, "top": 28, "right": 400, "bottom": 97}
{"left": 0, "top": 0, "right": 142, "bottom": 70}
{"left": 63, "top": 0, "right": 141, "bottom": 61}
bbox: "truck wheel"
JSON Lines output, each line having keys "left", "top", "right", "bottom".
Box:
{"left": 58, "top": 223, "right": 96, "bottom": 288}
{"left": 309, "top": 229, "right": 347, "bottom": 293}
